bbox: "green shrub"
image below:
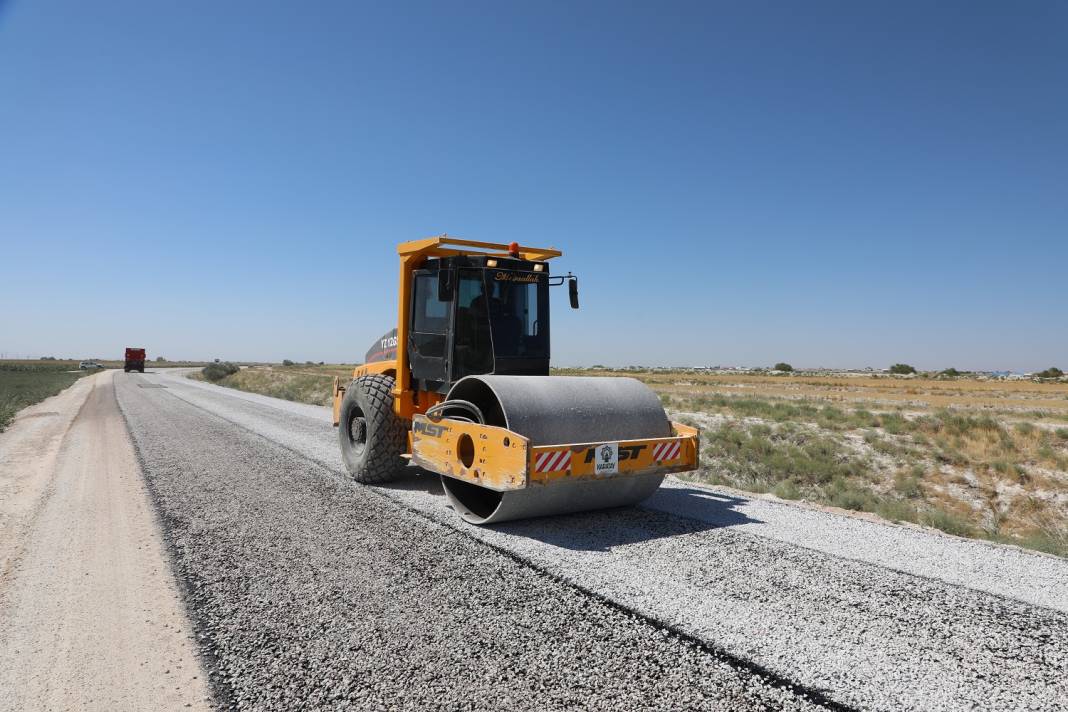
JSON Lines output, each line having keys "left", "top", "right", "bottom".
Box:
{"left": 1035, "top": 367, "right": 1064, "bottom": 379}
{"left": 880, "top": 412, "right": 910, "bottom": 434}
{"left": 889, "top": 363, "right": 916, "bottom": 375}
{"left": 875, "top": 499, "right": 919, "bottom": 524}
{"left": 828, "top": 478, "right": 877, "bottom": 512}
{"left": 923, "top": 509, "right": 975, "bottom": 537}
{"left": 202, "top": 362, "right": 240, "bottom": 382}
{"left": 701, "top": 423, "right": 870, "bottom": 490}
{"left": 282, "top": 359, "right": 295, "bottom": 367}
{"left": 772, "top": 479, "right": 801, "bottom": 500}
{"left": 773, "top": 362, "right": 794, "bottom": 372}
{"left": 893, "top": 470, "right": 922, "bottom": 498}
{"left": 1008, "top": 531, "right": 1068, "bottom": 557}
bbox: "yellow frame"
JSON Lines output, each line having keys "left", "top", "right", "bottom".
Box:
{"left": 410, "top": 417, "right": 700, "bottom": 492}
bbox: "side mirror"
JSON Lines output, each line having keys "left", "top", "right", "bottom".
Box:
{"left": 568, "top": 277, "right": 579, "bottom": 309}
{"left": 437, "top": 269, "right": 454, "bottom": 302}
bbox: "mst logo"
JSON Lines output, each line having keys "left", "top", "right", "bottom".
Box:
{"left": 413, "top": 420, "right": 447, "bottom": 437}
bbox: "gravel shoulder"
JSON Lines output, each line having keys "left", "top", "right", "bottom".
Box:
{"left": 0, "top": 371, "right": 211, "bottom": 712}
{"left": 644, "top": 478, "right": 1068, "bottom": 612}
{"left": 144, "top": 369, "right": 1068, "bottom": 711}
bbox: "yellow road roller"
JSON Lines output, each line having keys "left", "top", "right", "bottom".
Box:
{"left": 331, "top": 236, "right": 699, "bottom": 524}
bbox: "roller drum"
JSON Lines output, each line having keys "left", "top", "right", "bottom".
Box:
{"left": 438, "top": 375, "right": 671, "bottom": 524}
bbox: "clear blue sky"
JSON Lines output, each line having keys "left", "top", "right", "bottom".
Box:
{"left": 1, "top": 1, "right": 1064, "bottom": 371}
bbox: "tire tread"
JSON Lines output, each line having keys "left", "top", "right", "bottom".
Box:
{"left": 339, "top": 374, "right": 407, "bottom": 483}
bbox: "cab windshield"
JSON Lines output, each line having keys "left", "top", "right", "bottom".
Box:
{"left": 454, "top": 269, "right": 548, "bottom": 377}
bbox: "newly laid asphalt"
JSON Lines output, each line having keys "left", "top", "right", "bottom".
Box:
{"left": 114, "top": 370, "right": 1068, "bottom": 711}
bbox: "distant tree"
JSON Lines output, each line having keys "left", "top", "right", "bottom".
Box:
{"left": 282, "top": 359, "right": 295, "bottom": 367}
{"left": 889, "top": 363, "right": 916, "bottom": 375}
{"left": 1035, "top": 367, "right": 1064, "bottom": 379}
{"left": 940, "top": 367, "right": 961, "bottom": 377}
{"left": 41, "top": 355, "right": 56, "bottom": 360}
{"left": 156, "top": 356, "right": 166, "bottom": 362}
{"left": 773, "top": 362, "right": 794, "bottom": 372}
{"left": 214, "top": 358, "right": 221, "bottom": 363}
{"left": 318, "top": 361, "right": 325, "bottom": 365}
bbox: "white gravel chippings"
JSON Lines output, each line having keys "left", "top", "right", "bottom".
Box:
{"left": 115, "top": 373, "right": 835, "bottom": 711}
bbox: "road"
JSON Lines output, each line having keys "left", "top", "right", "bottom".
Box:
{"left": 4, "top": 368, "right": 1067, "bottom": 710}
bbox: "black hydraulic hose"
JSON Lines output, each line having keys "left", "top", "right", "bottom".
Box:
{"left": 425, "top": 399, "right": 485, "bottom": 425}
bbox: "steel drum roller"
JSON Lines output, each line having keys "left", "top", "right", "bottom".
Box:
{"left": 438, "top": 375, "right": 671, "bottom": 524}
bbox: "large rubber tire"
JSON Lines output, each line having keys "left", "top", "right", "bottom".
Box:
{"left": 338, "top": 374, "right": 407, "bottom": 483}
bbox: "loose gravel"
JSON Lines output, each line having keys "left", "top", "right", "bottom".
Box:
{"left": 116, "top": 373, "right": 828, "bottom": 711}
{"left": 126, "top": 371, "right": 1068, "bottom": 711}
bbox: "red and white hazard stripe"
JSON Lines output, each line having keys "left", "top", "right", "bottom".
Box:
{"left": 534, "top": 449, "right": 572, "bottom": 473}
{"left": 652, "top": 440, "right": 682, "bottom": 462}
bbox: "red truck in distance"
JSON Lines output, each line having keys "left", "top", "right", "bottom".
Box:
{"left": 124, "top": 347, "right": 146, "bottom": 373}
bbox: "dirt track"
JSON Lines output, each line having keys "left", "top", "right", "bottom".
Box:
{"left": 0, "top": 371, "right": 210, "bottom": 712}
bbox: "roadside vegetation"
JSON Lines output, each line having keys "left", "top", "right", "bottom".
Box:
{"left": 192, "top": 363, "right": 355, "bottom": 406}
{"left": 676, "top": 404, "right": 1068, "bottom": 554}
{"left": 0, "top": 361, "right": 95, "bottom": 431}
{"left": 201, "top": 362, "right": 240, "bottom": 381}
{"left": 646, "top": 377, "right": 1068, "bottom": 557}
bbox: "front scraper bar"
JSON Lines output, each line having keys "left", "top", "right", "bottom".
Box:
{"left": 410, "top": 414, "right": 700, "bottom": 491}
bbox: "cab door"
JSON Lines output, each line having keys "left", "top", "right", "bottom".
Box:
{"left": 408, "top": 269, "right": 450, "bottom": 387}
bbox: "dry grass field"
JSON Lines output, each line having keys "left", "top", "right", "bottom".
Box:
{"left": 192, "top": 363, "right": 356, "bottom": 406}
{"left": 199, "top": 364, "right": 1068, "bottom": 557}
{"left": 559, "top": 369, "right": 1068, "bottom": 557}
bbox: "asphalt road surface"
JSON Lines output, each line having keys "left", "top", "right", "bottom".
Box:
{"left": 8, "top": 368, "right": 1064, "bottom": 711}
